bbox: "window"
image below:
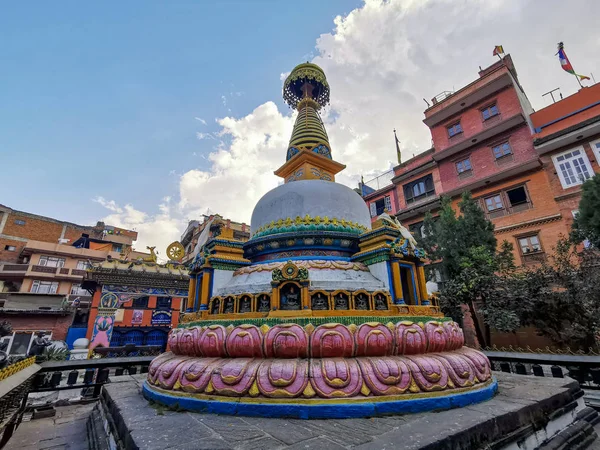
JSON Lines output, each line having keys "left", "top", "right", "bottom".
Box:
{"left": 31, "top": 280, "right": 59, "bottom": 294}
{"left": 4, "top": 245, "right": 16, "bottom": 251}
{"left": 456, "top": 158, "right": 472, "bottom": 174}
{"left": 384, "top": 195, "right": 392, "bottom": 212}
{"left": 481, "top": 104, "right": 499, "bottom": 121}
{"left": 492, "top": 142, "right": 512, "bottom": 159}
{"left": 447, "top": 122, "right": 463, "bottom": 137}
{"left": 156, "top": 297, "right": 172, "bottom": 310}
{"left": 506, "top": 186, "right": 529, "bottom": 208}
{"left": 9, "top": 333, "right": 33, "bottom": 355}
{"left": 478, "top": 185, "right": 531, "bottom": 218}
{"left": 484, "top": 195, "right": 503, "bottom": 212}
{"left": 409, "top": 221, "right": 426, "bottom": 239}
{"left": 14, "top": 219, "right": 26, "bottom": 226}
{"left": 370, "top": 195, "right": 393, "bottom": 217}
{"left": 70, "top": 283, "right": 88, "bottom": 296}
{"left": 132, "top": 296, "right": 149, "bottom": 308}
{"left": 403, "top": 174, "right": 435, "bottom": 204}
{"left": 591, "top": 139, "right": 600, "bottom": 162}
{"left": 38, "top": 256, "right": 65, "bottom": 268}
{"left": 76, "top": 260, "right": 89, "bottom": 270}
{"left": 572, "top": 210, "right": 592, "bottom": 248}
{"left": 518, "top": 234, "right": 542, "bottom": 254}
{"left": 552, "top": 147, "right": 593, "bottom": 189}
{"left": 113, "top": 245, "right": 123, "bottom": 253}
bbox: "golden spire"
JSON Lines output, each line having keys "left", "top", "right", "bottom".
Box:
{"left": 275, "top": 63, "right": 344, "bottom": 183}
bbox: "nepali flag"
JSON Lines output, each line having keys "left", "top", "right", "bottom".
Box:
{"left": 557, "top": 42, "right": 590, "bottom": 81}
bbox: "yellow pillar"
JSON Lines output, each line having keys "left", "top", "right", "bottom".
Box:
{"left": 391, "top": 261, "right": 404, "bottom": 304}
{"left": 301, "top": 285, "right": 310, "bottom": 310}
{"left": 271, "top": 286, "right": 279, "bottom": 310}
{"left": 200, "top": 271, "right": 211, "bottom": 308}
{"left": 416, "top": 265, "right": 429, "bottom": 305}
{"left": 188, "top": 277, "right": 196, "bottom": 312}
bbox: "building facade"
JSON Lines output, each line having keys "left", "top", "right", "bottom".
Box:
{"left": 180, "top": 214, "right": 250, "bottom": 265}
{"left": 83, "top": 259, "right": 188, "bottom": 351}
{"left": 0, "top": 204, "right": 137, "bottom": 264}
{"left": 530, "top": 83, "right": 600, "bottom": 230}
{"left": 365, "top": 55, "right": 579, "bottom": 275}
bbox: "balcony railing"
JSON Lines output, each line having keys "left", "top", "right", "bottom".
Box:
{"left": 0, "top": 263, "right": 88, "bottom": 278}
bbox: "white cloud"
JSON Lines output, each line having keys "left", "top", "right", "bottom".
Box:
{"left": 93, "top": 197, "right": 123, "bottom": 214}
{"left": 194, "top": 117, "right": 207, "bottom": 125}
{"left": 96, "top": 0, "right": 600, "bottom": 251}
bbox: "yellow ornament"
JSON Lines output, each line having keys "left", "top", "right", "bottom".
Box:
{"left": 166, "top": 241, "right": 185, "bottom": 262}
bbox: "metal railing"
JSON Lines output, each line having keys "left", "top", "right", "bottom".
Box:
{"left": 484, "top": 349, "right": 600, "bottom": 391}
{"left": 0, "top": 263, "right": 87, "bottom": 278}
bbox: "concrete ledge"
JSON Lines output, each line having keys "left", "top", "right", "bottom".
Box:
{"left": 100, "top": 372, "right": 599, "bottom": 450}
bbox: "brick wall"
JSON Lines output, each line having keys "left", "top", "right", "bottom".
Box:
{"left": 438, "top": 125, "right": 537, "bottom": 193}
{"left": 430, "top": 87, "right": 524, "bottom": 153}
{"left": 1, "top": 313, "right": 74, "bottom": 341}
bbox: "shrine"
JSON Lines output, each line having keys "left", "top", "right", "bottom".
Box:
{"left": 144, "top": 63, "right": 495, "bottom": 418}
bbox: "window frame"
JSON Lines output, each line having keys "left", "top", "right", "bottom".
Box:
{"left": 403, "top": 174, "right": 435, "bottom": 205}
{"left": 30, "top": 280, "right": 59, "bottom": 294}
{"left": 132, "top": 296, "right": 149, "bottom": 308}
{"left": 76, "top": 260, "right": 89, "bottom": 270}
{"left": 484, "top": 194, "right": 504, "bottom": 212}
{"left": 70, "top": 283, "right": 89, "bottom": 296}
{"left": 516, "top": 233, "right": 543, "bottom": 255}
{"left": 590, "top": 138, "right": 600, "bottom": 163}
{"left": 383, "top": 195, "right": 392, "bottom": 212}
{"left": 4, "top": 245, "right": 16, "bottom": 251}
{"left": 551, "top": 146, "right": 594, "bottom": 189}
{"left": 492, "top": 141, "right": 513, "bottom": 159}
{"left": 14, "top": 219, "right": 26, "bottom": 226}
{"left": 447, "top": 121, "right": 463, "bottom": 138}
{"left": 38, "top": 255, "right": 66, "bottom": 268}
{"left": 455, "top": 158, "right": 472, "bottom": 174}
{"left": 480, "top": 103, "right": 500, "bottom": 121}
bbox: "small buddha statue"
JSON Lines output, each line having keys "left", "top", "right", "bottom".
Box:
{"left": 282, "top": 286, "right": 300, "bottom": 310}
{"left": 355, "top": 294, "right": 368, "bottom": 310}
{"left": 258, "top": 295, "right": 270, "bottom": 312}
{"left": 224, "top": 298, "right": 234, "bottom": 314}
{"left": 375, "top": 294, "right": 388, "bottom": 310}
{"left": 311, "top": 293, "right": 327, "bottom": 310}
{"left": 239, "top": 297, "right": 251, "bottom": 313}
{"left": 334, "top": 293, "right": 349, "bottom": 310}
{"left": 211, "top": 299, "right": 220, "bottom": 314}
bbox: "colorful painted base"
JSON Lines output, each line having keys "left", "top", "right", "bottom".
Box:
{"left": 143, "top": 377, "right": 497, "bottom": 419}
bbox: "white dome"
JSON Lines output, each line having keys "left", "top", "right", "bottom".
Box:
{"left": 73, "top": 338, "right": 89, "bottom": 349}
{"left": 251, "top": 180, "right": 371, "bottom": 234}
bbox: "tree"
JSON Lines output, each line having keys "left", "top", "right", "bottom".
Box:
{"left": 419, "top": 192, "right": 499, "bottom": 346}
{"left": 421, "top": 192, "right": 496, "bottom": 278}
{"left": 523, "top": 238, "right": 600, "bottom": 350}
{"left": 571, "top": 173, "right": 600, "bottom": 248}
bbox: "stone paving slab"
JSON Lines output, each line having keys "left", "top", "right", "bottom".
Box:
{"left": 5, "top": 403, "right": 95, "bottom": 450}
{"left": 98, "top": 372, "right": 594, "bottom": 449}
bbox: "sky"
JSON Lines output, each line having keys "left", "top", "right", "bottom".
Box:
{"left": 2, "top": 0, "right": 599, "bottom": 257}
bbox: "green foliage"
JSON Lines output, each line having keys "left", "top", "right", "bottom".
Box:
{"left": 36, "top": 346, "right": 69, "bottom": 363}
{"left": 522, "top": 238, "right": 600, "bottom": 350}
{"left": 421, "top": 192, "right": 496, "bottom": 278}
{"left": 571, "top": 174, "right": 600, "bottom": 248}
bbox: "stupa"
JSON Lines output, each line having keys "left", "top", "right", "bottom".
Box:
{"left": 144, "top": 63, "right": 496, "bottom": 418}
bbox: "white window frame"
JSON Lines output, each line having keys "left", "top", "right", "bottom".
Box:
{"left": 552, "top": 146, "right": 594, "bottom": 189}
{"left": 31, "top": 280, "right": 59, "bottom": 294}
{"left": 4, "top": 331, "right": 53, "bottom": 356}
{"left": 369, "top": 202, "right": 377, "bottom": 217}
{"left": 38, "top": 255, "right": 66, "bottom": 268}
{"left": 76, "top": 260, "right": 89, "bottom": 270}
{"left": 384, "top": 195, "right": 392, "bottom": 212}
{"left": 70, "top": 283, "right": 88, "bottom": 295}
{"left": 590, "top": 138, "right": 600, "bottom": 163}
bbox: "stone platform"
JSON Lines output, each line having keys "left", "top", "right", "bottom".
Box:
{"left": 95, "top": 372, "right": 599, "bottom": 449}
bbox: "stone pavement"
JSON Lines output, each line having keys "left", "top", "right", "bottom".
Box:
{"left": 98, "top": 372, "right": 598, "bottom": 449}
{"left": 5, "top": 403, "right": 94, "bottom": 450}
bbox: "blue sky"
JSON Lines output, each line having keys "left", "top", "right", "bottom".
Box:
{"left": 2, "top": 0, "right": 598, "bottom": 253}
{"left": 0, "top": 0, "right": 361, "bottom": 222}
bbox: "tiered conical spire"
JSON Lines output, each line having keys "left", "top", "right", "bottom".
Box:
{"left": 275, "top": 63, "right": 345, "bottom": 183}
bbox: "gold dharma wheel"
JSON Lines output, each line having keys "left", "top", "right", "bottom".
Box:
{"left": 166, "top": 242, "right": 185, "bottom": 262}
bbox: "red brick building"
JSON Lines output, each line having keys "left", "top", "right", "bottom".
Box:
{"left": 367, "top": 55, "right": 575, "bottom": 278}
{"left": 531, "top": 83, "right": 600, "bottom": 230}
